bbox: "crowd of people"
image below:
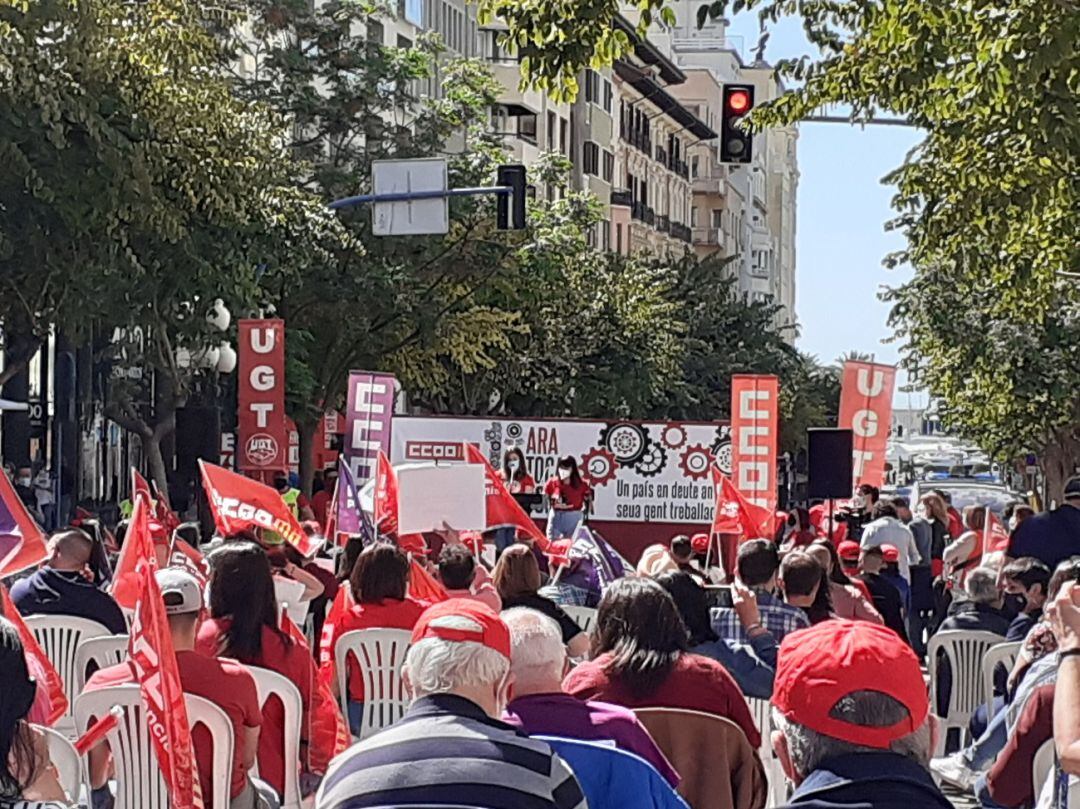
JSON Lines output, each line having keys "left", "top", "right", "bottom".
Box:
{"left": 4, "top": 466, "right": 1080, "bottom": 809}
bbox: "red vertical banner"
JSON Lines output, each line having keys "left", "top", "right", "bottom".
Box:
{"left": 730, "top": 375, "right": 780, "bottom": 512}
{"left": 237, "top": 319, "right": 287, "bottom": 473}
{"left": 838, "top": 361, "right": 897, "bottom": 489}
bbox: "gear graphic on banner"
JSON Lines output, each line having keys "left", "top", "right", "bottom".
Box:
{"left": 580, "top": 447, "right": 618, "bottom": 487}
{"left": 599, "top": 422, "right": 651, "bottom": 466}
{"left": 679, "top": 444, "right": 713, "bottom": 481}
{"left": 660, "top": 423, "right": 688, "bottom": 450}
{"left": 634, "top": 444, "right": 667, "bottom": 477}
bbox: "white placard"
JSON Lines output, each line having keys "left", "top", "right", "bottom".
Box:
{"left": 396, "top": 463, "right": 486, "bottom": 534}
{"left": 372, "top": 157, "right": 448, "bottom": 236}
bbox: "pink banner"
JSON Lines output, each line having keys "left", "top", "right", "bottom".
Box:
{"left": 343, "top": 371, "right": 396, "bottom": 487}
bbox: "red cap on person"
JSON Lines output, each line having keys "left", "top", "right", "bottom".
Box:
{"left": 772, "top": 619, "right": 929, "bottom": 749}
{"left": 881, "top": 544, "right": 900, "bottom": 563}
{"left": 691, "top": 533, "right": 710, "bottom": 554}
{"left": 837, "top": 540, "right": 861, "bottom": 561}
{"left": 411, "top": 598, "right": 511, "bottom": 660}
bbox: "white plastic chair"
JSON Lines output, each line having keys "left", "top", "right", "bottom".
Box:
{"left": 747, "top": 696, "right": 788, "bottom": 807}
{"left": 981, "top": 640, "right": 1021, "bottom": 721}
{"left": 334, "top": 628, "right": 412, "bottom": 740}
{"left": 563, "top": 606, "right": 598, "bottom": 635}
{"left": 927, "top": 630, "right": 1005, "bottom": 742}
{"left": 74, "top": 634, "right": 130, "bottom": 692}
{"left": 74, "top": 684, "right": 234, "bottom": 809}
{"left": 249, "top": 666, "right": 304, "bottom": 809}
{"left": 1032, "top": 737, "right": 1056, "bottom": 803}
{"left": 37, "top": 724, "right": 82, "bottom": 801}
{"left": 25, "top": 615, "right": 111, "bottom": 736}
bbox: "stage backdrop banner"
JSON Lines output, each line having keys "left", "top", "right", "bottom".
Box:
{"left": 237, "top": 319, "right": 287, "bottom": 472}
{"left": 343, "top": 371, "right": 396, "bottom": 488}
{"left": 838, "top": 361, "right": 897, "bottom": 489}
{"left": 730, "top": 375, "right": 779, "bottom": 512}
{"left": 392, "top": 416, "right": 731, "bottom": 525}
{"left": 396, "top": 464, "right": 486, "bottom": 534}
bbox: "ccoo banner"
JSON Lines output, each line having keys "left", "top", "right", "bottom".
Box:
{"left": 730, "top": 375, "right": 779, "bottom": 512}
{"left": 343, "top": 371, "right": 396, "bottom": 488}
{"left": 237, "top": 319, "right": 287, "bottom": 472}
{"left": 838, "top": 361, "right": 896, "bottom": 489}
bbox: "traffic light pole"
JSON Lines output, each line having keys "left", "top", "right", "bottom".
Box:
{"left": 328, "top": 185, "right": 511, "bottom": 210}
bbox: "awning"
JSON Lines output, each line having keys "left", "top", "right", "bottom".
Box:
{"left": 614, "top": 61, "right": 718, "bottom": 140}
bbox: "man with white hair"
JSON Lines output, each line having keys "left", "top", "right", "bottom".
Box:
{"left": 502, "top": 607, "right": 679, "bottom": 787}
{"left": 315, "top": 599, "right": 587, "bottom": 809}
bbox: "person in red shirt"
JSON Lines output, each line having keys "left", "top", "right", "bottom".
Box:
{"left": 544, "top": 455, "right": 592, "bottom": 541}
{"left": 563, "top": 577, "right": 759, "bottom": 748}
{"left": 325, "top": 543, "right": 428, "bottom": 735}
{"left": 195, "top": 542, "right": 321, "bottom": 799}
{"left": 494, "top": 448, "right": 537, "bottom": 554}
{"left": 84, "top": 569, "right": 273, "bottom": 809}
{"left": 311, "top": 468, "right": 336, "bottom": 532}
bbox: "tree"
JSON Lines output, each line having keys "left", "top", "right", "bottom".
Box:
{"left": 0, "top": 0, "right": 345, "bottom": 488}
{"left": 690, "top": 0, "right": 1080, "bottom": 499}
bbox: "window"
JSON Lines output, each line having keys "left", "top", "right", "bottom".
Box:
{"left": 518, "top": 114, "right": 537, "bottom": 143}
{"left": 690, "top": 155, "right": 700, "bottom": 179}
{"left": 547, "top": 111, "right": 556, "bottom": 150}
{"left": 691, "top": 206, "right": 699, "bottom": 227}
{"left": 397, "top": 34, "right": 413, "bottom": 49}
{"left": 583, "top": 141, "right": 600, "bottom": 176}
{"left": 603, "top": 79, "right": 613, "bottom": 113}
{"left": 367, "top": 20, "right": 384, "bottom": 44}
{"left": 616, "top": 223, "right": 623, "bottom": 253}
{"left": 711, "top": 209, "right": 723, "bottom": 229}
{"left": 602, "top": 150, "right": 614, "bottom": 183}
{"left": 600, "top": 220, "right": 611, "bottom": 251}
{"left": 560, "top": 118, "right": 568, "bottom": 155}
{"left": 584, "top": 71, "right": 599, "bottom": 104}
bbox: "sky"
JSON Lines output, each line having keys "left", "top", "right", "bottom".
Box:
{"left": 724, "top": 12, "right": 928, "bottom": 408}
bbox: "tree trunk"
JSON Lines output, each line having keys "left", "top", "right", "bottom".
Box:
{"left": 297, "top": 417, "right": 318, "bottom": 497}
{"left": 144, "top": 434, "right": 169, "bottom": 497}
{"left": 1040, "top": 428, "right": 1080, "bottom": 507}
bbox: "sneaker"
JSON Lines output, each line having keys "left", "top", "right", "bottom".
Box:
{"left": 930, "top": 752, "right": 977, "bottom": 790}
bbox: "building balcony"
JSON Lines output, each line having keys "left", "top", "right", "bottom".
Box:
{"left": 486, "top": 59, "right": 543, "bottom": 116}
{"left": 656, "top": 146, "right": 669, "bottom": 166}
{"left": 632, "top": 200, "right": 644, "bottom": 220}
{"left": 620, "top": 128, "right": 652, "bottom": 156}
{"left": 693, "top": 172, "right": 725, "bottom": 195}
{"left": 643, "top": 206, "right": 655, "bottom": 226}
{"left": 611, "top": 188, "right": 633, "bottom": 207}
{"left": 656, "top": 214, "right": 670, "bottom": 234}
{"left": 693, "top": 227, "right": 721, "bottom": 245}
{"left": 671, "top": 222, "right": 692, "bottom": 243}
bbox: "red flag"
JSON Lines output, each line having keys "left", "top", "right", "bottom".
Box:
{"left": 126, "top": 497, "right": 202, "bottom": 809}
{"left": 132, "top": 469, "right": 154, "bottom": 507}
{"left": 373, "top": 452, "right": 399, "bottom": 535}
{"left": 281, "top": 616, "right": 348, "bottom": 772}
{"left": 0, "top": 471, "right": 48, "bottom": 577}
{"left": 463, "top": 442, "right": 550, "bottom": 551}
{"left": 980, "top": 507, "right": 1011, "bottom": 564}
{"left": 168, "top": 539, "right": 210, "bottom": 588}
{"left": 1, "top": 583, "right": 67, "bottom": 725}
{"left": 318, "top": 586, "right": 353, "bottom": 670}
{"left": 198, "top": 460, "right": 317, "bottom": 556}
{"left": 711, "top": 468, "right": 775, "bottom": 540}
{"left": 407, "top": 558, "right": 449, "bottom": 603}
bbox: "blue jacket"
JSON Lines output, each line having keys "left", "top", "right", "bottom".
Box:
{"left": 692, "top": 631, "right": 778, "bottom": 699}
{"left": 9, "top": 567, "right": 127, "bottom": 634}
{"left": 779, "top": 752, "right": 953, "bottom": 809}
{"left": 538, "top": 735, "right": 689, "bottom": 809}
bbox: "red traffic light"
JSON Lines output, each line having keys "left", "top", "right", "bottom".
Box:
{"left": 727, "top": 90, "right": 751, "bottom": 113}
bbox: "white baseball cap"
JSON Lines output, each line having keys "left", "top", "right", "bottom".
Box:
{"left": 155, "top": 568, "right": 203, "bottom": 615}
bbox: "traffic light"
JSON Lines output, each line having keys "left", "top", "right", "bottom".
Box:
{"left": 719, "top": 84, "right": 755, "bottom": 164}
{"left": 496, "top": 164, "right": 527, "bottom": 230}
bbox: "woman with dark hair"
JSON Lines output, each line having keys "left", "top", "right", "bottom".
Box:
{"left": 654, "top": 571, "right": 778, "bottom": 699}
{"left": 494, "top": 448, "right": 536, "bottom": 555}
{"left": 0, "top": 618, "right": 69, "bottom": 806}
{"left": 562, "top": 578, "right": 759, "bottom": 746}
{"left": 806, "top": 541, "right": 882, "bottom": 624}
{"left": 544, "top": 456, "right": 592, "bottom": 541}
{"left": 493, "top": 545, "right": 589, "bottom": 658}
{"left": 196, "top": 542, "right": 319, "bottom": 798}
{"left": 325, "top": 543, "right": 427, "bottom": 734}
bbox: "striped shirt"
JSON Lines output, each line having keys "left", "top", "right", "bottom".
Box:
{"left": 711, "top": 589, "right": 809, "bottom": 644}
{"left": 316, "top": 694, "right": 588, "bottom": 809}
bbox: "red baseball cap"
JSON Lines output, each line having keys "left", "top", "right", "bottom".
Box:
{"left": 411, "top": 598, "right": 511, "bottom": 660}
{"left": 691, "top": 533, "right": 710, "bottom": 554}
{"left": 881, "top": 544, "right": 900, "bottom": 563}
{"left": 772, "top": 620, "right": 928, "bottom": 749}
{"left": 837, "top": 540, "right": 861, "bottom": 561}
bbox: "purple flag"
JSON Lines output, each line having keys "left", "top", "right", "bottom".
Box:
{"left": 336, "top": 458, "right": 375, "bottom": 546}
{"left": 0, "top": 495, "right": 23, "bottom": 571}
{"left": 343, "top": 371, "right": 396, "bottom": 488}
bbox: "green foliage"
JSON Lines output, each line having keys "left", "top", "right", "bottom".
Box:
{"left": 696, "top": 0, "right": 1080, "bottom": 494}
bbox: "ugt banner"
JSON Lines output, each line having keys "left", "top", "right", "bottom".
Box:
{"left": 343, "top": 371, "right": 396, "bottom": 487}
{"left": 238, "top": 319, "right": 287, "bottom": 473}
{"left": 838, "top": 361, "right": 896, "bottom": 488}
{"left": 730, "top": 375, "right": 779, "bottom": 512}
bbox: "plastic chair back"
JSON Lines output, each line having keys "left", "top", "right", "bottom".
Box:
{"left": 982, "top": 640, "right": 1021, "bottom": 721}
{"left": 746, "top": 696, "right": 788, "bottom": 806}
{"left": 74, "top": 634, "right": 130, "bottom": 693}
{"left": 249, "top": 665, "right": 304, "bottom": 809}
{"left": 927, "top": 629, "right": 1004, "bottom": 738}
{"left": 38, "top": 724, "right": 82, "bottom": 801}
{"left": 563, "top": 606, "right": 598, "bottom": 635}
{"left": 334, "top": 628, "right": 412, "bottom": 739}
{"left": 25, "top": 615, "right": 111, "bottom": 735}
{"left": 1032, "top": 737, "right": 1056, "bottom": 804}
{"left": 74, "top": 684, "right": 234, "bottom": 809}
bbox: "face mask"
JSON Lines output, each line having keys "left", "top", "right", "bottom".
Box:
{"left": 852, "top": 495, "right": 865, "bottom": 509}
{"left": 17, "top": 477, "right": 31, "bottom": 487}
{"left": 558, "top": 468, "right": 572, "bottom": 481}
{"left": 916, "top": 505, "right": 928, "bottom": 519}
{"left": 508, "top": 460, "right": 520, "bottom": 473}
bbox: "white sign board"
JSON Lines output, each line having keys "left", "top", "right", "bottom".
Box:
{"left": 392, "top": 416, "right": 732, "bottom": 525}
{"left": 372, "top": 158, "right": 448, "bottom": 236}
{"left": 396, "top": 463, "right": 486, "bottom": 534}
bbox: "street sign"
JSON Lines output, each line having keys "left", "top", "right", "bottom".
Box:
{"left": 372, "top": 158, "right": 448, "bottom": 236}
